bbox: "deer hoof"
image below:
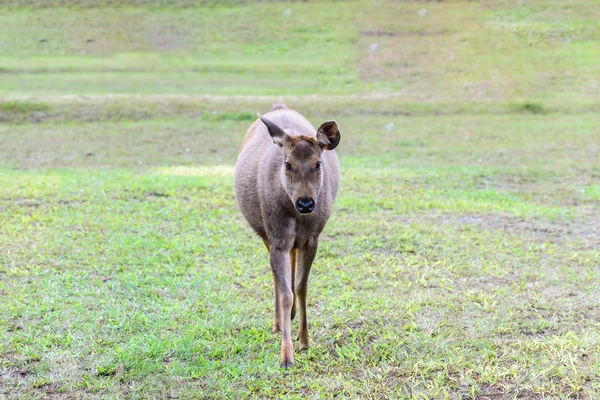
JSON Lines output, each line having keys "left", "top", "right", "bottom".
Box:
{"left": 299, "top": 344, "right": 309, "bottom": 352}
{"left": 280, "top": 340, "right": 294, "bottom": 368}
{"left": 271, "top": 325, "right": 281, "bottom": 334}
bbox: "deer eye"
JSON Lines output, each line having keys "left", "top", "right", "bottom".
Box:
{"left": 315, "top": 162, "right": 321, "bottom": 172}
{"left": 284, "top": 162, "right": 292, "bottom": 172}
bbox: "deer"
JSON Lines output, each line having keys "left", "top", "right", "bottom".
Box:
{"left": 234, "top": 104, "right": 341, "bottom": 368}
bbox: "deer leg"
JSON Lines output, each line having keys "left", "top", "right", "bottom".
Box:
{"left": 271, "top": 273, "right": 281, "bottom": 333}
{"left": 290, "top": 248, "right": 297, "bottom": 320}
{"left": 295, "top": 239, "right": 317, "bottom": 351}
{"left": 270, "top": 247, "right": 295, "bottom": 368}
{"left": 263, "top": 238, "right": 280, "bottom": 333}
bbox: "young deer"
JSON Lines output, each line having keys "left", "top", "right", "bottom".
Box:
{"left": 234, "top": 104, "right": 341, "bottom": 368}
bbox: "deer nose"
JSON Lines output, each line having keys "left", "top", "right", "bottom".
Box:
{"left": 296, "top": 196, "right": 315, "bottom": 214}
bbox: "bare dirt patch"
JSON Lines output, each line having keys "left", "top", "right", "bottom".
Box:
{"left": 450, "top": 212, "right": 599, "bottom": 248}
{"left": 147, "top": 23, "right": 186, "bottom": 51}
{"left": 476, "top": 385, "right": 544, "bottom": 400}
{"left": 361, "top": 29, "right": 450, "bottom": 38}
{"left": 0, "top": 367, "right": 30, "bottom": 381}
{"left": 389, "top": 210, "right": 599, "bottom": 249}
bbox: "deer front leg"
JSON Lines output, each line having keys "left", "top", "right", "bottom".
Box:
{"left": 271, "top": 273, "right": 281, "bottom": 333}
{"left": 296, "top": 239, "right": 317, "bottom": 351}
{"left": 263, "top": 238, "right": 281, "bottom": 333}
{"left": 270, "top": 247, "right": 295, "bottom": 368}
{"left": 290, "top": 248, "right": 297, "bottom": 320}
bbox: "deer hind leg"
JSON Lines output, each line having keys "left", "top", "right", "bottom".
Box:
{"left": 290, "top": 248, "right": 297, "bottom": 320}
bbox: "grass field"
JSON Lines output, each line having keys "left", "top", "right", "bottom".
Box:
{"left": 1, "top": 1, "right": 599, "bottom": 399}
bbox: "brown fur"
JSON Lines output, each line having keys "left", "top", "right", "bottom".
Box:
{"left": 234, "top": 105, "right": 341, "bottom": 368}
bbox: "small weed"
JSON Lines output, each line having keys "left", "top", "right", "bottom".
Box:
{"left": 510, "top": 101, "right": 548, "bottom": 114}
{"left": 0, "top": 101, "right": 51, "bottom": 114}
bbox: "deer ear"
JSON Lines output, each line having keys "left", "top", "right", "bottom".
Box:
{"left": 258, "top": 114, "right": 286, "bottom": 146}
{"left": 317, "top": 120, "right": 341, "bottom": 150}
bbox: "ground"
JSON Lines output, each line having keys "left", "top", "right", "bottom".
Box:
{"left": 0, "top": 1, "right": 599, "bottom": 399}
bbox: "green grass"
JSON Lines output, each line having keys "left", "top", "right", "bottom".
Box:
{"left": 1, "top": 0, "right": 599, "bottom": 399}
{"left": 1, "top": 1, "right": 599, "bottom": 101}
